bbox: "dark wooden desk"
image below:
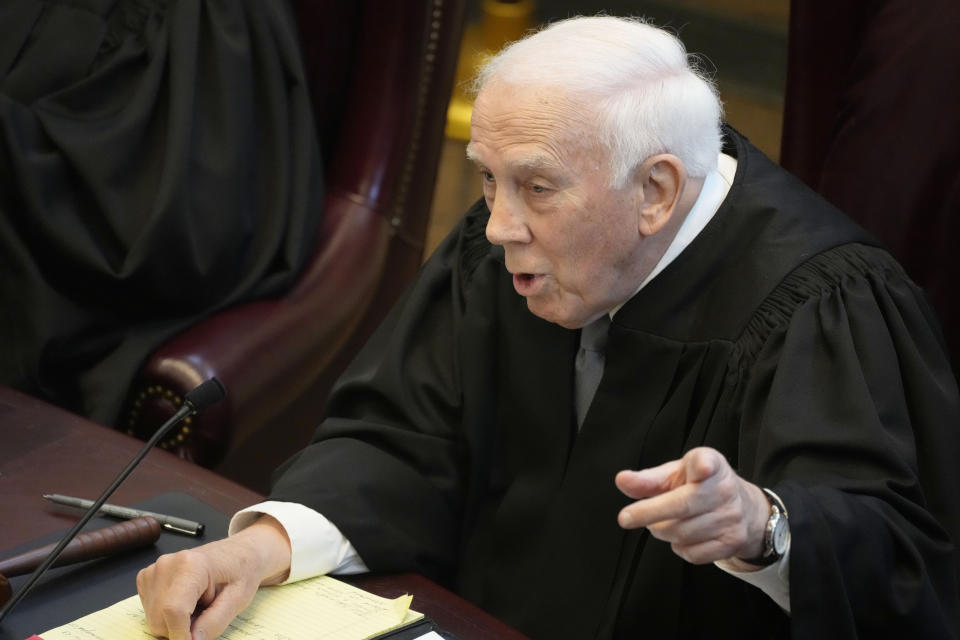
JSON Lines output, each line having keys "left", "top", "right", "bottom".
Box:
{"left": 0, "top": 386, "right": 527, "bottom": 639}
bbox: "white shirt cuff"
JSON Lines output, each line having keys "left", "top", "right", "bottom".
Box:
{"left": 715, "top": 543, "right": 791, "bottom": 613}
{"left": 229, "top": 501, "right": 369, "bottom": 584}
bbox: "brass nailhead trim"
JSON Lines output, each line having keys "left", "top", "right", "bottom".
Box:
{"left": 126, "top": 386, "right": 193, "bottom": 450}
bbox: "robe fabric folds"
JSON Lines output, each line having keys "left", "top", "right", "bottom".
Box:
{"left": 270, "top": 129, "right": 960, "bottom": 638}
{"left": 0, "top": 0, "right": 323, "bottom": 425}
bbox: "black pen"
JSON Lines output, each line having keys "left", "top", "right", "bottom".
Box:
{"left": 42, "top": 493, "right": 205, "bottom": 536}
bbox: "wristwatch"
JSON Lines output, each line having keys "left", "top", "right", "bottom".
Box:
{"left": 741, "top": 488, "right": 789, "bottom": 566}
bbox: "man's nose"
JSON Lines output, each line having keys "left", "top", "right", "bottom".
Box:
{"left": 485, "top": 195, "right": 531, "bottom": 246}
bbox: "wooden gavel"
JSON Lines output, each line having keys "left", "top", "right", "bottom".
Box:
{"left": 0, "top": 516, "right": 161, "bottom": 607}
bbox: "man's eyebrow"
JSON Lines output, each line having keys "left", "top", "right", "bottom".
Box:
{"left": 464, "top": 144, "right": 562, "bottom": 173}
{"left": 465, "top": 143, "right": 482, "bottom": 165}
{"left": 511, "top": 154, "right": 563, "bottom": 172}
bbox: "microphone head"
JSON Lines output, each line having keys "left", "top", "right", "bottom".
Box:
{"left": 183, "top": 378, "right": 226, "bottom": 413}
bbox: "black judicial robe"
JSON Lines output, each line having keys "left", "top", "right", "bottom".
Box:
{"left": 0, "top": 0, "right": 322, "bottom": 424}
{"left": 270, "top": 129, "right": 960, "bottom": 638}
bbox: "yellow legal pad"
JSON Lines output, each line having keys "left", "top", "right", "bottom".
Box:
{"left": 36, "top": 575, "right": 423, "bottom": 640}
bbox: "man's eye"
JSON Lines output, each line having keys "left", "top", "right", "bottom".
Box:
{"left": 481, "top": 171, "right": 495, "bottom": 182}
{"left": 530, "top": 184, "right": 545, "bottom": 194}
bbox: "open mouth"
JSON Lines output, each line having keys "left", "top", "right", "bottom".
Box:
{"left": 512, "top": 272, "right": 544, "bottom": 295}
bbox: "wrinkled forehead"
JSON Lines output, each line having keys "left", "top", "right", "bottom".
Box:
{"left": 468, "top": 81, "right": 604, "bottom": 166}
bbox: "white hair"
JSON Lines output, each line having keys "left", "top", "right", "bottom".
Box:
{"left": 473, "top": 16, "right": 723, "bottom": 183}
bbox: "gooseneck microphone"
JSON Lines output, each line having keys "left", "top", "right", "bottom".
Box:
{"left": 0, "top": 378, "right": 226, "bottom": 623}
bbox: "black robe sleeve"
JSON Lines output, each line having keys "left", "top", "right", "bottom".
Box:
{"left": 267, "top": 204, "right": 493, "bottom": 582}
{"left": 732, "top": 246, "right": 960, "bottom": 637}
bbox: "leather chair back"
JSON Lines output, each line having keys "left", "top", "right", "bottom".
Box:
{"left": 122, "top": 0, "right": 466, "bottom": 492}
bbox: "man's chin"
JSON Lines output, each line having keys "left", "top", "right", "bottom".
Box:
{"left": 525, "top": 299, "right": 590, "bottom": 330}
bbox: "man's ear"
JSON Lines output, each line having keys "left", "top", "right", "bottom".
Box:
{"left": 636, "top": 154, "right": 685, "bottom": 237}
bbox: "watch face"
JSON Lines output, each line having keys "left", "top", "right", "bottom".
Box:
{"left": 772, "top": 517, "right": 789, "bottom": 555}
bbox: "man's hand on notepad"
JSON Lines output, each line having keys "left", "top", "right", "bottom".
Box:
{"left": 137, "top": 515, "right": 292, "bottom": 640}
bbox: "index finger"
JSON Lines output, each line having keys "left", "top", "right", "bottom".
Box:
{"left": 191, "top": 582, "right": 260, "bottom": 640}
{"left": 614, "top": 458, "right": 685, "bottom": 500}
{"left": 161, "top": 600, "right": 197, "bottom": 640}
{"left": 137, "top": 556, "right": 208, "bottom": 640}
{"left": 617, "top": 480, "right": 701, "bottom": 529}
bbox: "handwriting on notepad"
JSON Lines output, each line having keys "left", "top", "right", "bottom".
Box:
{"left": 227, "top": 576, "right": 417, "bottom": 639}
{"left": 38, "top": 595, "right": 154, "bottom": 639}
{"left": 38, "top": 575, "right": 421, "bottom": 640}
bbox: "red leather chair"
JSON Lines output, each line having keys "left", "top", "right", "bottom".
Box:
{"left": 119, "top": 0, "right": 467, "bottom": 492}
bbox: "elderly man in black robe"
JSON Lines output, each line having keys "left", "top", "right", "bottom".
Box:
{"left": 136, "top": 16, "right": 960, "bottom": 640}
